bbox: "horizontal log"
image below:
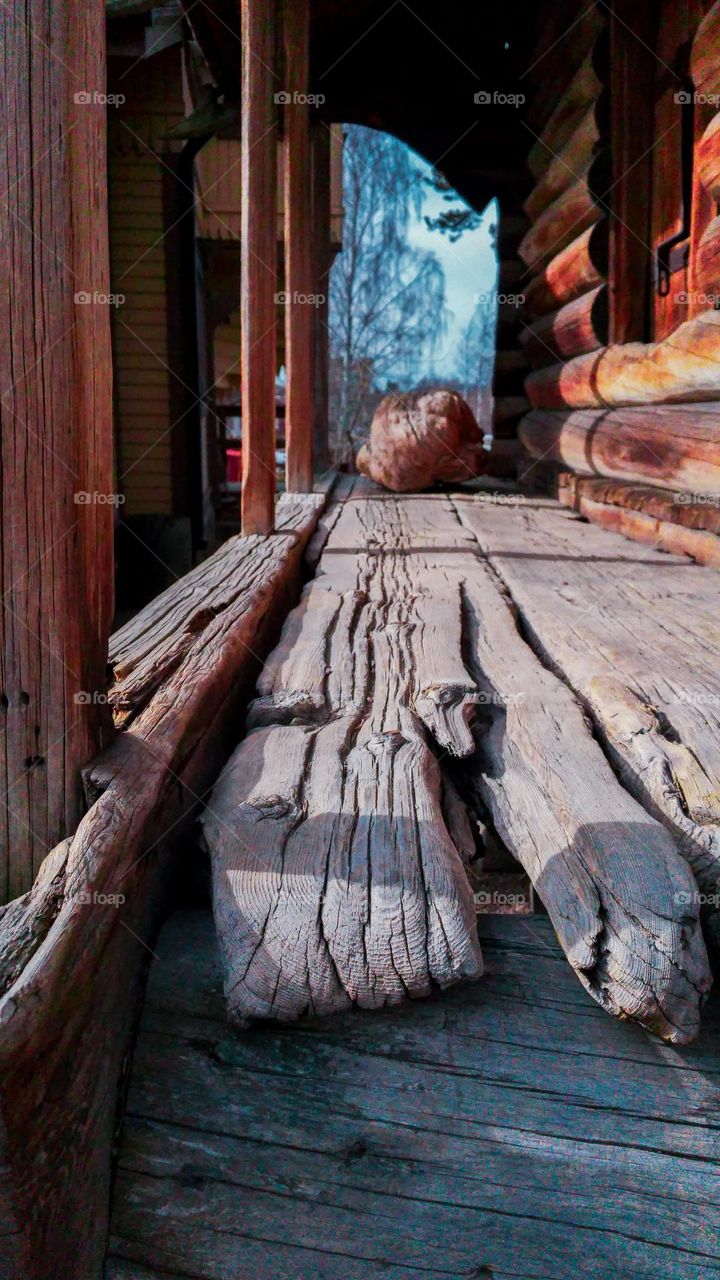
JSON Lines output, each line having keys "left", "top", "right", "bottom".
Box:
{"left": 557, "top": 475, "right": 720, "bottom": 566}
{"left": 0, "top": 493, "right": 327, "bottom": 1276}
{"left": 696, "top": 112, "right": 720, "bottom": 201}
{"left": 558, "top": 473, "right": 720, "bottom": 536}
{"left": 572, "top": 495, "right": 720, "bottom": 567}
{"left": 519, "top": 404, "right": 720, "bottom": 497}
{"left": 695, "top": 215, "right": 720, "bottom": 300}
{"left": 525, "top": 220, "right": 608, "bottom": 318}
{"left": 524, "top": 105, "right": 602, "bottom": 223}
{"left": 521, "top": 285, "right": 607, "bottom": 366}
{"left": 527, "top": 4, "right": 606, "bottom": 130}
{"left": 519, "top": 151, "right": 610, "bottom": 273}
{"left": 528, "top": 54, "right": 605, "bottom": 179}
{"left": 691, "top": 0, "right": 720, "bottom": 95}
{"left": 525, "top": 309, "right": 720, "bottom": 409}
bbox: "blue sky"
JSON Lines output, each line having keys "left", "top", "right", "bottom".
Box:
{"left": 405, "top": 155, "right": 498, "bottom": 376}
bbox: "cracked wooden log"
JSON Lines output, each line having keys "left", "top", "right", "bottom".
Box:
{"left": 457, "top": 560, "right": 709, "bottom": 1044}
{"left": 521, "top": 285, "right": 607, "bottom": 366}
{"left": 0, "top": 495, "right": 326, "bottom": 1278}
{"left": 525, "top": 221, "right": 608, "bottom": 318}
{"left": 355, "top": 389, "right": 487, "bottom": 492}
{"left": 204, "top": 492, "right": 710, "bottom": 1040}
{"left": 519, "top": 405, "right": 720, "bottom": 498}
{"left": 456, "top": 495, "right": 720, "bottom": 948}
{"left": 525, "top": 309, "right": 720, "bottom": 409}
{"left": 204, "top": 497, "right": 484, "bottom": 1020}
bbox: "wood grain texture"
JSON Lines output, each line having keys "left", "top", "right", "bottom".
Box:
{"left": 240, "top": 0, "right": 278, "bottom": 534}
{"left": 0, "top": 0, "right": 114, "bottom": 904}
{"left": 519, "top": 153, "right": 609, "bottom": 273}
{"left": 204, "top": 491, "right": 708, "bottom": 1038}
{"left": 519, "top": 404, "right": 720, "bottom": 497}
{"left": 0, "top": 496, "right": 326, "bottom": 1279}
{"left": 458, "top": 495, "right": 720, "bottom": 945}
{"left": 691, "top": 0, "right": 720, "bottom": 95}
{"left": 521, "top": 285, "right": 607, "bottom": 366}
{"left": 524, "top": 105, "right": 601, "bottom": 223}
{"left": 527, "top": 54, "right": 605, "bottom": 180}
{"left": 283, "top": 0, "right": 314, "bottom": 493}
{"left": 106, "top": 909, "right": 720, "bottom": 1280}
{"left": 525, "top": 220, "right": 608, "bottom": 318}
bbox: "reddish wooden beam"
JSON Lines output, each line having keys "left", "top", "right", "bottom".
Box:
{"left": 283, "top": 0, "right": 315, "bottom": 492}
{"left": 312, "top": 120, "right": 332, "bottom": 473}
{"left": 0, "top": 0, "right": 114, "bottom": 904}
{"left": 241, "top": 0, "right": 278, "bottom": 534}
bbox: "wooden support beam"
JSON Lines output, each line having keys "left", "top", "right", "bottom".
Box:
{"left": 312, "top": 121, "right": 332, "bottom": 473}
{"left": 0, "top": 0, "right": 114, "bottom": 904}
{"left": 283, "top": 0, "right": 314, "bottom": 493}
{"left": 240, "top": 0, "right": 278, "bottom": 534}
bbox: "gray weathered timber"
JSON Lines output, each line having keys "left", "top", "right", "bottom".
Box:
{"left": 105, "top": 910, "right": 720, "bottom": 1280}
{"left": 203, "top": 492, "right": 708, "bottom": 1038}
{"left": 456, "top": 494, "right": 720, "bottom": 941}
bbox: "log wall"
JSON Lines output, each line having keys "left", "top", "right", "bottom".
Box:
{"left": 515, "top": 0, "right": 720, "bottom": 552}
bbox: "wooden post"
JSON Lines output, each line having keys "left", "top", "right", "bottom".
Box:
{"left": 0, "top": 0, "right": 113, "bottom": 903}
{"left": 283, "top": 0, "right": 315, "bottom": 492}
{"left": 241, "top": 0, "right": 278, "bottom": 534}
{"left": 312, "top": 121, "right": 332, "bottom": 473}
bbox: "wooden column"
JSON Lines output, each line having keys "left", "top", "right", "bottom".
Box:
{"left": 241, "top": 0, "right": 278, "bottom": 534}
{"left": 312, "top": 121, "right": 332, "bottom": 473}
{"left": 0, "top": 0, "right": 113, "bottom": 903}
{"left": 283, "top": 0, "right": 314, "bottom": 492}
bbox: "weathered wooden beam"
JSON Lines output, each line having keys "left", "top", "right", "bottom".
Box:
{"left": 559, "top": 480, "right": 720, "bottom": 568}
{"left": 312, "top": 121, "right": 332, "bottom": 473}
{"left": 0, "top": 495, "right": 326, "bottom": 1279}
{"left": 519, "top": 404, "right": 720, "bottom": 497}
{"left": 240, "top": 0, "right": 278, "bottom": 534}
{"left": 525, "top": 310, "right": 720, "bottom": 409}
{"left": 0, "top": 0, "right": 114, "bottom": 906}
{"left": 521, "top": 285, "right": 607, "bottom": 366}
{"left": 283, "top": 0, "right": 314, "bottom": 494}
{"left": 525, "top": 221, "right": 608, "bottom": 317}
{"left": 695, "top": 214, "right": 720, "bottom": 298}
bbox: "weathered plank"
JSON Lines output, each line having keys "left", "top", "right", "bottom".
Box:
{"left": 0, "top": 497, "right": 326, "bottom": 1279}
{"left": 457, "top": 495, "right": 720, "bottom": 943}
{"left": 204, "top": 492, "right": 708, "bottom": 1037}
{"left": 109, "top": 494, "right": 325, "bottom": 723}
{"left": 106, "top": 909, "right": 720, "bottom": 1280}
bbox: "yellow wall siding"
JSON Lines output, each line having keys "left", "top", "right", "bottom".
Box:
{"left": 108, "top": 47, "right": 185, "bottom": 516}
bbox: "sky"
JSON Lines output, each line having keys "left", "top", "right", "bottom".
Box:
{"left": 405, "top": 154, "right": 498, "bottom": 377}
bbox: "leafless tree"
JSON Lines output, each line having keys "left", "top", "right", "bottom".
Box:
{"left": 329, "top": 126, "right": 449, "bottom": 462}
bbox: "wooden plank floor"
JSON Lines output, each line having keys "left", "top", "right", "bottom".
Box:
{"left": 107, "top": 909, "right": 720, "bottom": 1280}
{"left": 106, "top": 486, "right": 720, "bottom": 1279}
